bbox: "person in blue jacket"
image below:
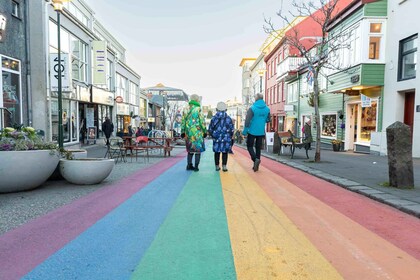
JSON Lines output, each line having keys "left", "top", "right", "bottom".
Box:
{"left": 242, "top": 93, "right": 270, "bottom": 172}
{"left": 208, "top": 102, "right": 234, "bottom": 172}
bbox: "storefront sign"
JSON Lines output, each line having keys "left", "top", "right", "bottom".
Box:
{"left": 116, "top": 103, "right": 130, "bottom": 115}
{"left": 361, "top": 94, "right": 371, "bottom": 108}
{"left": 147, "top": 117, "right": 155, "bottom": 122}
{"left": 78, "top": 85, "right": 90, "bottom": 102}
{"left": 86, "top": 108, "right": 94, "bottom": 127}
{"left": 87, "top": 127, "right": 96, "bottom": 143}
{"left": 284, "top": 104, "right": 294, "bottom": 111}
{"left": 351, "top": 74, "right": 360, "bottom": 84}
{"left": 92, "top": 41, "right": 107, "bottom": 85}
{"left": 92, "top": 86, "right": 113, "bottom": 105}
{"left": 115, "top": 96, "right": 123, "bottom": 103}
{"left": 50, "top": 53, "right": 71, "bottom": 92}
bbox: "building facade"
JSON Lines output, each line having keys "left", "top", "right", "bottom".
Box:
{"left": 24, "top": 0, "right": 142, "bottom": 146}
{"left": 376, "top": 0, "right": 419, "bottom": 157}
{"left": 0, "top": 0, "right": 28, "bottom": 129}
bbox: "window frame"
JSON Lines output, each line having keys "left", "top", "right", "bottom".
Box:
{"left": 398, "top": 34, "right": 418, "bottom": 81}
{"left": 12, "top": 1, "right": 20, "bottom": 18}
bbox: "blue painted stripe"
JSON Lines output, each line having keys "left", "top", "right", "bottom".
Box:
{"left": 22, "top": 160, "right": 191, "bottom": 280}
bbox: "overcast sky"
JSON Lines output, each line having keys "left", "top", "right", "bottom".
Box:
{"left": 84, "top": 0, "right": 293, "bottom": 107}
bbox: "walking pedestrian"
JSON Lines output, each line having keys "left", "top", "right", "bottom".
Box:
{"left": 242, "top": 93, "right": 270, "bottom": 172}
{"left": 208, "top": 102, "right": 234, "bottom": 172}
{"left": 181, "top": 94, "right": 207, "bottom": 171}
{"left": 303, "top": 119, "right": 313, "bottom": 149}
{"left": 101, "top": 117, "right": 114, "bottom": 146}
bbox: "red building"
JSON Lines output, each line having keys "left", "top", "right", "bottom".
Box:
{"left": 263, "top": 0, "right": 355, "bottom": 132}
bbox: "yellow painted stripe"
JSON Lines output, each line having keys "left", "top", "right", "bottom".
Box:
{"left": 220, "top": 155, "right": 342, "bottom": 280}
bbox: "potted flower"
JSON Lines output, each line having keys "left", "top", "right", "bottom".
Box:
{"left": 0, "top": 126, "right": 60, "bottom": 193}
{"left": 331, "top": 139, "right": 343, "bottom": 152}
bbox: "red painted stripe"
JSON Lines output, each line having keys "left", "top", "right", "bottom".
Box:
{"left": 0, "top": 154, "right": 185, "bottom": 280}
{"left": 235, "top": 148, "right": 420, "bottom": 259}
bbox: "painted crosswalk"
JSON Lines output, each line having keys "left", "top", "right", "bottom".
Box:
{"left": 1, "top": 142, "right": 420, "bottom": 279}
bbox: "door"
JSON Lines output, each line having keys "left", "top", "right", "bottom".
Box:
{"left": 346, "top": 104, "right": 357, "bottom": 150}
{"left": 404, "top": 91, "right": 415, "bottom": 139}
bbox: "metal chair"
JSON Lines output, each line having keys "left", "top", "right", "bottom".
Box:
{"left": 108, "top": 137, "right": 127, "bottom": 163}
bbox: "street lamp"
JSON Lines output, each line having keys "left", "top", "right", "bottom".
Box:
{"left": 52, "top": 0, "right": 71, "bottom": 148}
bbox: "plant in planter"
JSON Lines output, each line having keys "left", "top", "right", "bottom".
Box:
{"left": 331, "top": 139, "right": 343, "bottom": 152}
{"left": 0, "top": 126, "right": 60, "bottom": 193}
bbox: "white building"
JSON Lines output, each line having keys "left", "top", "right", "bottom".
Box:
{"left": 376, "top": 0, "right": 419, "bottom": 157}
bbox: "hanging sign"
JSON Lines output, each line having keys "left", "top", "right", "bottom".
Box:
{"left": 361, "top": 94, "right": 371, "bottom": 108}
{"left": 92, "top": 41, "right": 107, "bottom": 85}
{"left": 50, "top": 53, "right": 71, "bottom": 92}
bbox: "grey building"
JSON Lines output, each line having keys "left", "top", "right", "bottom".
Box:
{"left": 0, "top": 0, "right": 28, "bottom": 128}
{"left": 2, "top": 0, "right": 144, "bottom": 147}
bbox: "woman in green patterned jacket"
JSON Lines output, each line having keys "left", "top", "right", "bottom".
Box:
{"left": 181, "top": 94, "right": 207, "bottom": 171}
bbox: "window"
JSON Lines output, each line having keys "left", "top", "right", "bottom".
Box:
{"left": 107, "top": 59, "right": 113, "bottom": 90}
{"left": 321, "top": 113, "right": 337, "bottom": 138}
{"left": 287, "top": 82, "right": 298, "bottom": 103}
{"left": 398, "top": 34, "right": 418, "bottom": 81}
{"left": 1, "top": 56, "right": 21, "bottom": 127}
{"left": 368, "top": 23, "right": 383, "bottom": 60}
{"left": 70, "top": 36, "right": 87, "bottom": 82}
{"left": 12, "top": 1, "right": 19, "bottom": 17}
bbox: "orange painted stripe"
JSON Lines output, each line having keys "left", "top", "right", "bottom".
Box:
{"left": 220, "top": 154, "right": 342, "bottom": 279}
{"left": 232, "top": 151, "right": 420, "bottom": 279}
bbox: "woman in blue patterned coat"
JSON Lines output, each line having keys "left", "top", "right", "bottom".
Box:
{"left": 208, "top": 102, "right": 234, "bottom": 172}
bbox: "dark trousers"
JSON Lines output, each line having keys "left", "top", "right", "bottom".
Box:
{"left": 246, "top": 134, "right": 264, "bottom": 162}
{"left": 214, "top": 152, "right": 228, "bottom": 166}
{"left": 187, "top": 152, "right": 201, "bottom": 167}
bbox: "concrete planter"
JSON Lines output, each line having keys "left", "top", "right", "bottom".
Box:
{"left": 59, "top": 158, "right": 115, "bottom": 185}
{"left": 49, "top": 149, "right": 88, "bottom": 180}
{"left": 0, "top": 150, "right": 59, "bottom": 193}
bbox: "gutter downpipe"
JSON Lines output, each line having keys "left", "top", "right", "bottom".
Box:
{"left": 24, "top": 0, "right": 32, "bottom": 126}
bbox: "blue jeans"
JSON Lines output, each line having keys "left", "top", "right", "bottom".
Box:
{"left": 246, "top": 134, "right": 264, "bottom": 162}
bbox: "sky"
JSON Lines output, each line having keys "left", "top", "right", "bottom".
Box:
{"left": 84, "top": 0, "right": 293, "bottom": 107}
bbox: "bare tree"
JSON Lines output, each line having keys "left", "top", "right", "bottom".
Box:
{"left": 166, "top": 101, "right": 182, "bottom": 136}
{"left": 265, "top": 0, "right": 350, "bottom": 162}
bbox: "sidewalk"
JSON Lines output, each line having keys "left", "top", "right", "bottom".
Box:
{"left": 244, "top": 144, "right": 420, "bottom": 218}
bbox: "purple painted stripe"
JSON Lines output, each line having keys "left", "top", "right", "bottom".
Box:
{"left": 0, "top": 153, "right": 186, "bottom": 280}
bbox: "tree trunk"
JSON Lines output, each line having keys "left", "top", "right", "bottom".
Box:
{"left": 313, "top": 71, "right": 321, "bottom": 162}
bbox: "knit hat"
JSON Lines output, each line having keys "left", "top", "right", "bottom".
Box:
{"left": 216, "top": 102, "right": 227, "bottom": 111}
{"left": 190, "top": 94, "right": 200, "bottom": 102}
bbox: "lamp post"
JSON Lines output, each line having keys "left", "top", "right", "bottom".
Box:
{"left": 52, "top": 0, "right": 71, "bottom": 148}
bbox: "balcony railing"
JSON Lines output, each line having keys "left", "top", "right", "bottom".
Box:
{"left": 277, "top": 56, "right": 306, "bottom": 80}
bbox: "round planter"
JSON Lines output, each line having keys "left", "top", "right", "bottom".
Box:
{"left": 0, "top": 150, "right": 59, "bottom": 193}
{"left": 59, "top": 158, "right": 115, "bottom": 185}
{"left": 49, "top": 149, "right": 88, "bottom": 181}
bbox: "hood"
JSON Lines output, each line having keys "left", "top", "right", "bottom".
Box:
{"left": 214, "top": 111, "right": 227, "bottom": 119}
{"left": 254, "top": 99, "right": 267, "bottom": 109}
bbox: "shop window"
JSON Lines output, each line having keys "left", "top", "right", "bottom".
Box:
{"left": 398, "top": 34, "right": 417, "bottom": 81}
{"left": 2, "top": 72, "right": 21, "bottom": 127}
{"left": 321, "top": 113, "right": 337, "bottom": 138}
{"left": 360, "top": 101, "right": 377, "bottom": 142}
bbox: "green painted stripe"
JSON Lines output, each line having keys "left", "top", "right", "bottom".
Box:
{"left": 131, "top": 146, "right": 237, "bottom": 280}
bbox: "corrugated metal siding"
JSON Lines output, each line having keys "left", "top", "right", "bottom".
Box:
{"left": 297, "top": 72, "right": 346, "bottom": 143}
{"left": 328, "top": 65, "right": 362, "bottom": 91}
{"left": 360, "top": 64, "right": 385, "bottom": 85}
{"left": 364, "top": 0, "right": 388, "bottom": 17}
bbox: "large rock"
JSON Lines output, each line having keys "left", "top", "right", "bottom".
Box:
{"left": 386, "top": 121, "right": 414, "bottom": 189}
